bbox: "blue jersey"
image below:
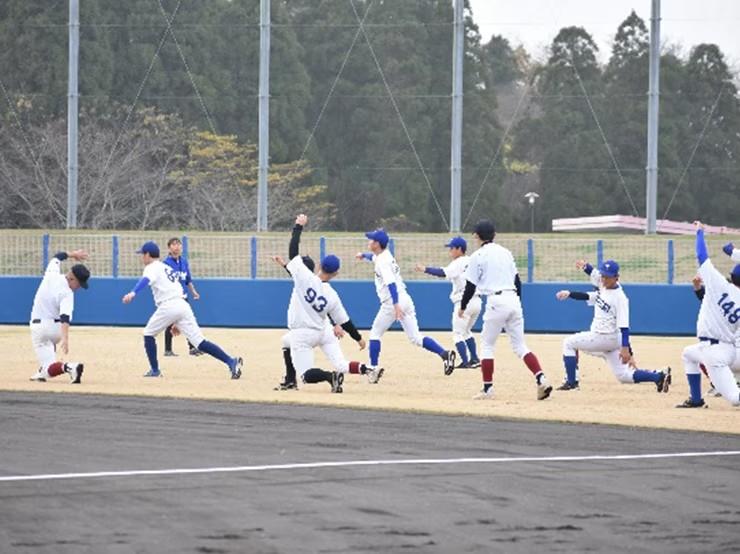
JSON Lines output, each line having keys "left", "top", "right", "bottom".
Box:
{"left": 163, "top": 255, "right": 192, "bottom": 296}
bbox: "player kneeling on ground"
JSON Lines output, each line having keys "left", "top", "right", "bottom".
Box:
{"left": 555, "top": 259, "right": 670, "bottom": 392}
{"left": 29, "top": 250, "right": 90, "bottom": 384}
{"left": 122, "top": 241, "right": 243, "bottom": 379}
{"left": 273, "top": 214, "right": 381, "bottom": 393}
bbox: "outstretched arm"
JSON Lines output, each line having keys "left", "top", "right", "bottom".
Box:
{"left": 415, "top": 263, "right": 445, "bottom": 277}
{"left": 289, "top": 214, "right": 307, "bottom": 259}
{"left": 555, "top": 290, "right": 590, "bottom": 301}
{"left": 695, "top": 222, "right": 708, "bottom": 265}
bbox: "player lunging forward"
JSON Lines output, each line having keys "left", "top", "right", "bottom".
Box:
{"left": 676, "top": 224, "right": 740, "bottom": 408}
{"left": 555, "top": 259, "right": 670, "bottom": 392}
{"left": 122, "top": 241, "right": 242, "bottom": 379}
{"left": 29, "top": 250, "right": 90, "bottom": 383}
{"left": 273, "top": 214, "right": 380, "bottom": 393}
{"left": 459, "top": 220, "right": 553, "bottom": 401}
{"left": 415, "top": 236, "right": 481, "bottom": 368}
{"left": 357, "top": 228, "right": 456, "bottom": 377}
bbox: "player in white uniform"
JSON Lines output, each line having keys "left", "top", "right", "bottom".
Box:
{"left": 555, "top": 259, "right": 670, "bottom": 392}
{"left": 122, "top": 241, "right": 243, "bottom": 379}
{"left": 28, "top": 250, "right": 90, "bottom": 383}
{"left": 722, "top": 241, "right": 740, "bottom": 263}
{"left": 357, "top": 229, "right": 456, "bottom": 377}
{"left": 415, "top": 236, "right": 481, "bottom": 368}
{"left": 273, "top": 215, "right": 381, "bottom": 392}
{"left": 676, "top": 224, "right": 740, "bottom": 408}
{"left": 459, "top": 220, "right": 553, "bottom": 401}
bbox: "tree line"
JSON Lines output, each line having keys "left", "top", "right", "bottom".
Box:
{"left": 0, "top": 1, "right": 737, "bottom": 231}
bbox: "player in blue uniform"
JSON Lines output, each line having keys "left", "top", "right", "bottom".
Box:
{"left": 163, "top": 237, "right": 201, "bottom": 357}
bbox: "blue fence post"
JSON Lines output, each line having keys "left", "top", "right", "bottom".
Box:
{"left": 667, "top": 239, "right": 674, "bottom": 285}
{"left": 41, "top": 234, "right": 50, "bottom": 272}
{"left": 320, "top": 236, "right": 326, "bottom": 262}
{"left": 182, "top": 235, "right": 189, "bottom": 259}
{"left": 596, "top": 239, "right": 604, "bottom": 267}
{"left": 527, "top": 238, "right": 534, "bottom": 283}
{"left": 389, "top": 238, "right": 395, "bottom": 256}
{"left": 250, "top": 236, "right": 257, "bottom": 279}
{"left": 112, "top": 235, "right": 119, "bottom": 278}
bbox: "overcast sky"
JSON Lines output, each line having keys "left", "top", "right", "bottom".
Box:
{"left": 468, "top": 0, "right": 740, "bottom": 70}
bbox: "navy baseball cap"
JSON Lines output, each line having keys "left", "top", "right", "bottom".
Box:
{"left": 731, "top": 264, "right": 740, "bottom": 285}
{"left": 365, "top": 228, "right": 389, "bottom": 248}
{"left": 321, "top": 254, "right": 341, "bottom": 274}
{"left": 445, "top": 236, "right": 467, "bottom": 252}
{"left": 136, "top": 241, "right": 160, "bottom": 258}
{"left": 599, "top": 260, "right": 620, "bottom": 277}
{"left": 473, "top": 220, "right": 495, "bottom": 241}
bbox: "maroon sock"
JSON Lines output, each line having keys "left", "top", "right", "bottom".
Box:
{"left": 348, "top": 361, "right": 361, "bottom": 374}
{"left": 47, "top": 362, "right": 65, "bottom": 377}
{"left": 523, "top": 352, "right": 543, "bottom": 375}
{"left": 481, "top": 359, "right": 494, "bottom": 383}
{"left": 699, "top": 364, "right": 709, "bottom": 378}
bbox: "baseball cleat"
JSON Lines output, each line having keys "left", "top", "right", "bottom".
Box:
{"left": 274, "top": 381, "right": 298, "bottom": 391}
{"left": 705, "top": 385, "right": 722, "bottom": 398}
{"left": 468, "top": 358, "right": 481, "bottom": 368}
{"left": 556, "top": 380, "right": 579, "bottom": 391}
{"left": 331, "top": 371, "right": 344, "bottom": 393}
{"left": 66, "top": 363, "right": 84, "bottom": 384}
{"left": 29, "top": 371, "right": 46, "bottom": 382}
{"left": 675, "top": 398, "right": 707, "bottom": 409}
{"left": 189, "top": 347, "right": 203, "bottom": 357}
{"left": 364, "top": 365, "right": 385, "bottom": 384}
{"left": 163, "top": 350, "right": 177, "bottom": 357}
{"left": 229, "top": 357, "right": 243, "bottom": 380}
{"left": 472, "top": 388, "right": 494, "bottom": 400}
{"left": 656, "top": 367, "right": 671, "bottom": 393}
{"left": 536, "top": 374, "right": 553, "bottom": 400}
{"left": 143, "top": 369, "right": 162, "bottom": 377}
{"left": 443, "top": 350, "right": 456, "bottom": 376}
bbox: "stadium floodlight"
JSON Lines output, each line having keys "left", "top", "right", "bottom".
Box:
{"left": 524, "top": 192, "right": 540, "bottom": 234}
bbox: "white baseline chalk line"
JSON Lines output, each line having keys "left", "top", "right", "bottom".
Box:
{"left": 1, "top": 451, "right": 739, "bottom": 484}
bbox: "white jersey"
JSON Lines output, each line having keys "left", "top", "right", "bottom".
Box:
{"left": 444, "top": 255, "right": 473, "bottom": 303}
{"left": 286, "top": 257, "right": 345, "bottom": 331}
{"left": 30, "top": 258, "right": 74, "bottom": 321}
{"left": 322, "top": 281, "right": 350, "bottom": 326}
{"left": 464, "top": 242, "right": 518, "bottom": 295}
{"left": 585, "top": 270, "right": 629, "bottom": 334}
{"left": 372, "top": 249, "right": 407, "bottom": 304}
{"left": 142, "top": 260, "right": 183, "bottom": 306}
{"left": 732, "top": 248, "right": 740, "bottom": 263}
{"left": 695, "top": 259, "right": 740, "bottom": 343}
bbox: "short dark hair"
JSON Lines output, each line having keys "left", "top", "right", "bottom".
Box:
{"left": 167, "top": 237, "right": 182, "bottom": 247}
{"left": 473, "top": 219, "right": 496, "bottom": 242}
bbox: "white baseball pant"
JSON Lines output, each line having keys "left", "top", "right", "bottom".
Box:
{"left": 288, "top": 327, "right": 350, "bottom": 377}
{"left": 369, "top": 293, "right": 423, "bottom": 346}
{"left": 452, "top": 297, "right": 481, "bottom": 343}
{"left": 30, "top": 320, "right": 61, "bottom": 371}
{"left": 683, "top": 341, "right": 740, "bottom": 389}
{"left": 702, "top": 342, "right": 740, "bottom": 406}
{"left": 563, "top": 331, "right": 633, "bottom": 384}
{"left": 479, "top": 291, "right": 530, "bottom": 359}
{"left": 143, "top": 297, "right": 205, "bottom": 347}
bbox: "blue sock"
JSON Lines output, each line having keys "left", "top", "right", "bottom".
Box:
{"left": 198, "top": 340, "right": 232, "bottom": 367}
{"left": 465, "top": 337, "right": 478, "bottom": 361}
{"left": 687, "top": 373, "right": 702, "bottom": 402}
{"left": 369, "top": 339, "right": 381, "bottom": 366}
{"left": 422, "top": 336, "right": 446, "bottom": 357}
{"left": 144, "top": 336, "right": 159, "bottom": 372}
{"left": 455, "top": 341, "right": 469, "bottom": 364}
{"left": 632, "top": 369, "right": 661, "bottom": 383}
{"left": 563, "top": 356, "right": 578, "bottom": 384}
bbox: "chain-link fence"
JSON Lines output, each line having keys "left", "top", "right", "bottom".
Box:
{"left": 1, "top": 231, "right": 736, "bottom": 284}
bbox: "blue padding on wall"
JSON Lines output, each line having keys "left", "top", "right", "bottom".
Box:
{"left": 0, "top": 277, "right": 700, "bottom": 336}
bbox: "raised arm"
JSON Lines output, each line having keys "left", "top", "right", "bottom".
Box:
{"left": 695, "top": 222, "right": 708, "bottom": 265}
{"left": 289, "top": 214, "right": 307, "bottom": 259}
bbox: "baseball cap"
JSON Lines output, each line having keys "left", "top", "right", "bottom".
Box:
{"left": 302, "top": 255, "right": 316, "bottom": 272}
{"left": 731, "top": 264, "right": 740, "bottom": 285}
{"left": 136, "top": 241, "right": 160, "bottom": 258}
{"left": 473, "top": 220, "right": 495, "bottom": 241}
{"left": 321, "top": 254, "right": 341, "bottom": 274}
{"left": 599, "top": 260, "right": 620, "bottom": 278}
{"left": 445, "top": 236, "right": 467, "bottom": 252}
{"left": 71, "top": 264, "right": 90, "bottom": 289}
{"left": 365, "top": 228, "right": 389, "bottom": 248}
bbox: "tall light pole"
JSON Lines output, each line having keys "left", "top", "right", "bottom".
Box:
{"left": 645, "top": 0, "right": 661, "bottom": 234}
{"left": 257, "top": 0, "right": 270, "bottom": 231}
{"left": 449, "top": 0, "right": 464, "bottom": 232}
{"left": 67, "top": 0, "right": 79, "bottom": 228}
{"left": 524, "top": 192, "right": 539, "bottom": 234}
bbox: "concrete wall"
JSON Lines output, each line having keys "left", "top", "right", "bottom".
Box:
{"left": 0, "top": 277, "right": 699, "bottom": 335}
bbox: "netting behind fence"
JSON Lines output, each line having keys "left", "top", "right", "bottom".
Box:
{"left": 0, "top": 231, "right": 736, "bottom": 283}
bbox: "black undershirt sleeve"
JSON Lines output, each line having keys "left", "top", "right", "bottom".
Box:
{"left": 54, "top": 252, "right": 68, "bottom": 261}
{"left": 460, "top": 280, "right": 477, "bottom": 311}
{"left": 340, "top": 320, "right": 362, "bottom": 342}
{"left": 289, "top": 224, "right": 303, "bottom": 259}
{"left": 514, "top": 274, "right": 522, "bottom": 297}
{"left": 569, "top": 291, "right": 590, "bottom": 301}
{"left": 694, "top": 287, "right": 705, "bottom": 302}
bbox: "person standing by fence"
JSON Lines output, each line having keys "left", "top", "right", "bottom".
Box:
{"left": 163, "top": 237, "right": 201, "bottom": 357}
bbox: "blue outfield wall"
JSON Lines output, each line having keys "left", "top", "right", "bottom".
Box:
{"left": 0, "top": 277, "right": 699, "bottom": 336}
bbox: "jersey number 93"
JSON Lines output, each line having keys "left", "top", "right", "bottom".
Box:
{"left": 304, "top": 287, "right": 327, "bottom": 313}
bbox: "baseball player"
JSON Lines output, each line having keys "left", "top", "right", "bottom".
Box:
{"left": 273, "top": 214, "right": 381, "bottom": 393}
{"left": 459, "top": 220, "right": 553, "bottom": 401}
{"left": 676, "top": 224, "right": 740, "bottom": 408}
{"left": 357, "top": 228, "right": 456, "bottom": 377}
{"left": 722, "top": 241, "right": 740, "bottom": 263}
{"left": 415, "top": 236, "right": 481, "bottom": 368}
{"left": 122, "top": 241, "right": 242, "bottom": 379}
{"left": 163, "top": 237, "right": 201, "bottom": 357}
{"left": 28, "top": 250, "right": 90, "bottom": 383}
{"left": 555, "top": 258, "right": 670, "bottom": 392}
